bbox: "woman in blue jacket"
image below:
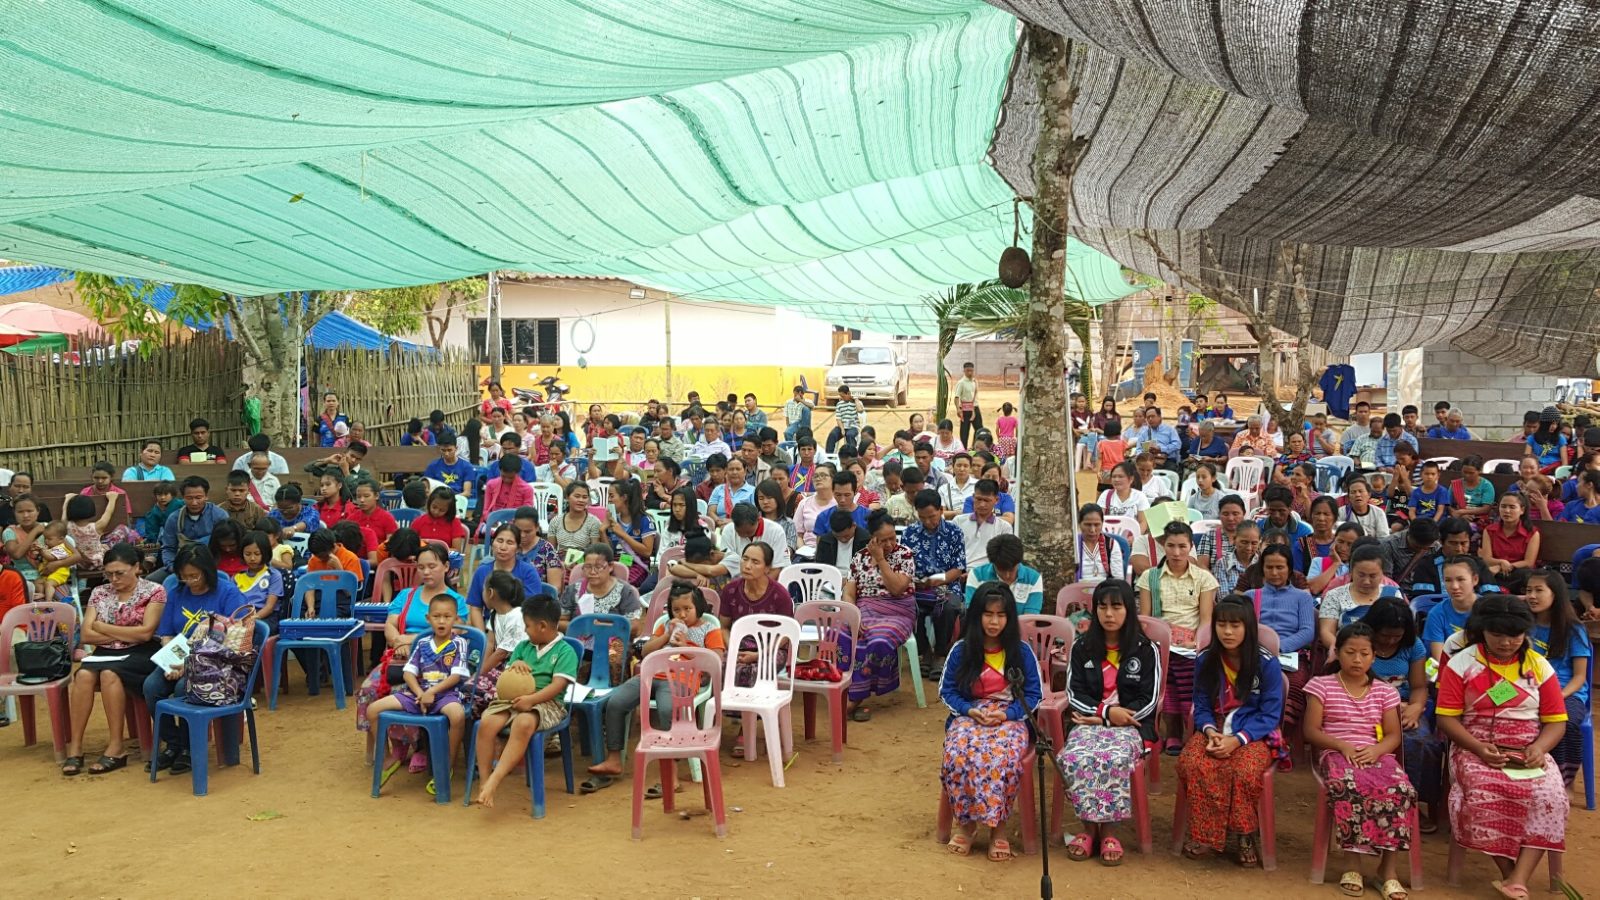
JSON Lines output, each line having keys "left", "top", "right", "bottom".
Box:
{"left": 1176, "top": 594, "right": 1284, "bottom": 867}
{"left": 937, "top": 581, "right": 1042, "bottom": 862}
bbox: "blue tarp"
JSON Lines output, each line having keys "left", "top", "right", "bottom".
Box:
{"left": 0, "top": 266, "right": 425, "bottom": 351}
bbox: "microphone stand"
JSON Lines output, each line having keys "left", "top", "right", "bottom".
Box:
{"left": 1007, "top": 667, "right": 1074, "bottom": 900}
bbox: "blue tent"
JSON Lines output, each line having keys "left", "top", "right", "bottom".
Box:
{"left": 0, "top": 266, "right": 425, "bottom": 351}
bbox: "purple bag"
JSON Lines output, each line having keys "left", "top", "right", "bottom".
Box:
{"left": 184, "top": 606, "right": 258, "bottom": 706}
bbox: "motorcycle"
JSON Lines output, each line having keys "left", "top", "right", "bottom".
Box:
{"left": 511, "top": 368, "right": 571, "bottom": 416}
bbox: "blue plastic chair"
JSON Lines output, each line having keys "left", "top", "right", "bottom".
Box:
{"left": 149, "top": 619, "right": 269, "bottom": 796}
{"left": 1408, "top": 592, "right": 1446, "bottom": 634}
{"left": 370, "top": 626, "right": 487, "bottom": 804}
{"left": 378, "top": 490, "right": 403, "bottom": 510}
{"left": 481, "top": 509, "right": 517, "bottom": 547}
{"left": 1582, "top": 688, "right": 1596, "bottom": 811}
{"left": 682, "top": 457, "right": 707, "bottom": 488}
{"left": 463, "top": 636, "right": 577, "bottom": 817}
{"left": 267, "top": 570, "right": 362, "bottom": 710}
{"left": 564, "top": 613, "right": 634, "bottom": 764}
{"left": 392, "top": 508, "right": 422, "bottom": 527}
{"left": 1569, "top": 542, "right": 1600, "bottom": 591}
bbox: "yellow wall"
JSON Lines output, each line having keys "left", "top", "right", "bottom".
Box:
{"left": 480, "top": 365, "right": 827, "bottom": 412}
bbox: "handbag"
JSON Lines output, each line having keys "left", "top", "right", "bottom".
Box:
{"left": 14, "top": 637, "right": 70, "bottom": 683}
{"left": 376, "top": 589, "right": 421, "bottom": 694}
{"left": 184, "top": 605, "right": 259, "bottom": 706}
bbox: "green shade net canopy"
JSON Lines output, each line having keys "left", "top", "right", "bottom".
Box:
{"left": 0, "top": 0, "right": 1138, "bottom": 333}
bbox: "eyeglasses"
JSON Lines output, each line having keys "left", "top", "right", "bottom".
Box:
{"left": 582, "top": 562, "right": 610, "bottom": 573}
{"left": 104, "top": 567, "right": 136, "bottom": 579}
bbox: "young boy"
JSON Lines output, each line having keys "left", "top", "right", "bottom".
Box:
{"left": 139, "top": 481, "right": 179, "bottom": 542}
{"left": 220, "top": 470, "right": 265, "bottom": 530}
{"left": 1138, "top": 521, "right": 1219, "bottom": 755}
{"left": 1408, "top": 460, "right": 1453, "bottom": 522}
{"left": 694, "top": 453, "right": 728, "bottom": 505}
{"left": 367, "top": 594, "right": 471, "bottom": 789}
{"left": 425, "top": 440, "right": 479, "bottom": 499}
{"left": 473, "top": 595, "right": 579, "bottom": 808}
{"left": 1423, "top": 555, "right": 1480, "bottom": 662}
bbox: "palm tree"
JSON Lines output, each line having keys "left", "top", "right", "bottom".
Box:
{"left": 923, "top": 279, "right": 1095, "bottom": 419}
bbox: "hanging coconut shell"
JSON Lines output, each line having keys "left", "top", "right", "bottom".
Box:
{"left": 998, "top": 246, "right": 1032, "bottom": 288}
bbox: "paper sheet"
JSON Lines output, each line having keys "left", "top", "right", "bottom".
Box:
{"left": 150, "top": 634, "right": 191, "bottom": 674}
{"left": 1277, "top": 652, "right": 1300, "bottom": 672}
{"left": 565, "top": 684, "right": 613, "bottom": 704}
{"left": 590, "top": 436, "right": 619, "bottom": 462}
{"left": 1501, "top": 766, "right": 1546, "bottom": 781}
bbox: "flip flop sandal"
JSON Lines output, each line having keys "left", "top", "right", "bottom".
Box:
{"left": 732, "top": 743, "right": 746, "bottom": 759}
{"left": 61, "top": 756, "right": 85, "bottom": 776}
{"left": 1490, "top": 881, "right": 1529, "bottom": 900}
{"left": 169, "top": 756, "right": 192, "bottom": 775}
{"left": 1098, "top": 836, "right": 1124, "bottom": 867}
{"left": 1163, "top": 738, "right": 1183, "bottom": 756}
{"left": 987, "top": 838, "right": 1014, "bottom": 862}
{"left": 644, "top": 781, "right": 685, "bottom": 800}
{"left": 1064, "top": 833, "right": 1094, "bottom": 861}
{"left": 425, "top": 779, "right": 437, "bottom": 796}
{"left": 1181, "top": 840, "right": 1210, "bottom": 860}
{"left": 947, "top": 832, "right": 973, "bottom": 856}
{"left": 155, "top": 749, "right": 177, "bottom": 771}
{"left": 850, "top": 707, "right": 873, "bottom": 723}
{"left": 1378, "top": 879, "right": 1409, "bottom": 900}
{"left": 87, "top": 754, "right": 129, "bottom": 775}
{"left": 1339, "top": 871, "right": 1365, "bottom": 897}
{"left": 407, "top": 752, "right": 429, "bottom": 774}
{"left": 379, "top": 758, "right": 403, "bottom": 787}
{"left": 579, "top": 775, "right": 616, "bottom": 794}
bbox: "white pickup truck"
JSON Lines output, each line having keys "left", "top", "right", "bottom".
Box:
{"left": 824, "top": 342, "right": 909, "bottom": 406}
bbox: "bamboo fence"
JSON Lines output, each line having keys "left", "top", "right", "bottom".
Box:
{"left": 308, "top": 346, "right": 479, "bottom": 443}
{"left": 0, "top": 333, "right": 245, "bottom": 478}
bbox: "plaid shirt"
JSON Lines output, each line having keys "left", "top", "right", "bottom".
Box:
{"left": 1374, "top": 431, "right": 1418, "bottom": 468}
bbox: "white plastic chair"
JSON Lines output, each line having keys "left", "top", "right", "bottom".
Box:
{"left": 1422, "top": 456, "right": 1459, "bottom": 470}
{"left": 589, "top": 476, "right": 616, "bottom": 512}
{"left": 1481, "top": 457, "right": 1521, "bottom": 475}
{"left": 645, "top": 508, "right": 670, "bottom": 538}
{"left": 1189, "top": 518, "right": 1222, "bottom": 543}
{"left": 720, "top": 615, "right": 801, "bottom": 787}
{"left": 1147, "top": 469, "right": 1179, "bottom": 500}
{"left": 778, "top": 563, "right": 843, "bottom": 603}
{"left": 1224, "top": 456, "right": 1266, "bottom": 513}
{"left": 1314, "top": 455, "right": 1354, "bottom": 494}
{"left": 1101, "top": 515, "right": 1143, "bottom": 547}
{"left": 530, "top": 481, "right": 563, "bottom": 528}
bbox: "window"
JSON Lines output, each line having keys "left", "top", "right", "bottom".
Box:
{"left": 469, "top": 318, "right": 559, "bottom": 365}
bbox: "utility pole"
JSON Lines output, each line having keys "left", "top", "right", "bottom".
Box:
{"left": 663, "top": 295, "right": 673, "bottom": 400}
{"left": 487, "top": 269, "right": 502, "bottom": 385}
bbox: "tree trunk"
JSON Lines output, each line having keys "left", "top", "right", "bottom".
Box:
{"left": 935, "top": 320, "right": 957, "bottom": 421}
{"left": 229, "top": 295, "right": 303, "bottom": 446}
{"left": 1020, "top": 24, "right": 1080, "bottom": 599}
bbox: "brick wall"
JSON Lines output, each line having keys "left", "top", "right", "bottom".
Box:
{"left": 1417, "top": 348, "right": 1558, "bottom": 439}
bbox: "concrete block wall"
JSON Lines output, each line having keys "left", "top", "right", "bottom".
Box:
{"left": 1417, "top": 348, "right": 1559, "bottom": 439}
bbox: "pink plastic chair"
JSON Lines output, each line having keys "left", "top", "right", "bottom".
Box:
{"left": 788, "top": 600, "right": 859, "bottom": 763}
{"left": 631, "top": 646, "right": 727, "bottom": 839}
{"left": 1018, "top": 615, "right": 1073, "bottom": 751}
{"left": 1310, "top": 748, "right": 1424, "bottom": 890}
{"left": 1053, "top": 582, "right": 1093, "bottom": 619}
{"left": 937, "top": 747, "right": 1041, "bottom": 856}
{"left": 0, "top": 602, "right": 78, "bottom": 761}
{"left": 719, "top": 615, "right": 800, "bottom": 787}
{"left": 644, "top": 583, "right": 721, "bottom": 628}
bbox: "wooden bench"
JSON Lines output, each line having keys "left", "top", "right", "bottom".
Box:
{"left": 25, "top": 485, "right": 135, "bottom": 533}
{"left": 1532, "top": 520, "right": 1600, "bottom": 568}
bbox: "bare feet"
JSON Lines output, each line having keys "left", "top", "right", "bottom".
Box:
{"left": 475, "top": 775, "right": 501, "bottom": 808}
{"left": 587, "top": 761, "right": 623, "bottom": 776}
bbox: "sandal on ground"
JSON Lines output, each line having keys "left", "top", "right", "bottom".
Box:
{"left": 579, "top": 774, "right": 616, "bottom": 794}
{"left": 1163, "top": 738, "right": 1182, "bottom": 756}
{"left": 169, "top": 755, "right": 192, "bottom": 775}
{"left": 1234, "top": 834, "right": 1260, "bottom": 868}
{"left": 645, "top": 782, "right": 665, "bottom": 800}
{"left": 1064, "top": 833, "right": 1094, "bottom": 861}
{"left": 1418, "top": 818, "right": 1438, "bottom": 835}
{"left": 1490, "top": 881, "right": 1529, "bottom": 900}
{"left": 1098, "top": 836, "right": 1124, "bottom": 867}
{"left": 1338, "top": 871, "right": 1365, "bottom": 897}
{"left": 850, "top": 706, "right": 872, "bottom": 723}
{"left": 947, "top": 832, "right": 973, "bottom": 856}
{"left": 60, "top": 755, "right": 85, "bottom": 776}
{"left": 379, "top": 757, "right": 402, "bottom": 787}
{"left": 407, "top": 751, "right": 428, "bottom": 774}
{"left": 87, "top": 754, "right": 128, "bottom": 775}
{"left": 987, "top": 838, "right": 1014, "bottom": 862}
{"left": 1378, "top": 879, "right": 1408, "bottom": 900}
{"left": 732, "top": 743, "right": 746, "bottom": 759}
{"left": 155, "top": 748, "right": 177, "bottom": 771}
{"left": 1181, "top": 840, "right": 1210, "bottom": 860}
{"left": 425, "top": 778, "right": 436, "bottom": 796}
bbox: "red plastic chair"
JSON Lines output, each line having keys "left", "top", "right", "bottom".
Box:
{"left": 1018, "top": 615, "right": 1073, "bottom": 751}
{"left": 936, "top": 748, "right": 1041, "bottom": 855}
{"left": 631, "top": 646, "right": 726, "bottom": 839}
{"left": 788, "top": 600, "right": 859, "bottom": 763}
{"left": 644, "top": 583, "right": 721, "bottom": 628}
{"left": 1309, "top": 749, "right": 1424, "bottom": 890}
{"left": 0, "top": 602, "right": 78, "bottom": 761}
{"left": 1053, "top": 582, "right": 1093, "bottom": 619}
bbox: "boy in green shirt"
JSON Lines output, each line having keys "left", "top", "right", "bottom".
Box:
{"left": 472, "top": 595, "right": 578, "bottom": 808}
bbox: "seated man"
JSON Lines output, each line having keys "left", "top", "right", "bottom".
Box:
{"left": 756, "top": 427, "right": 792, "bottom": 477}
{"left": 424, "top": 432, "right": 476, "bottom": 498}
{"left": 955, "top": 479, "right": 1012, "bottom": 570}
{"left": 965, "top": 532, "right": 1042, "bottom": 616}
{"left": 811, "top": 469, "right": 869, "bottom": 539}
{"left": 707, "top": 457, "right": 756, "bottom": 526}
{"left": 175, "top": 417, "right": 227, "bottom": 464}
{"left": 231, "top": 432, "right": 290, "bottom": 474}
{"left": 1425, "top": 407, "right": 1473, "bottom": 441}
{"left": 155, "top": 475, "right": 228, "bottom": 580}
{"left": 782, "top": 384, "right": 814, "bottom": 442}
{"left": 690, "top": 420, "right": 732, "bottom": 461}
{"left": 903, "top": 489, "right": 966, "bottom": 673}
{"left": 717, "top": 503, "right": 789, "bottom": 578}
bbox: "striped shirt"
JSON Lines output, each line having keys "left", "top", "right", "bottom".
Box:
{"left": 834, "top": 400, "right": 861, "bottom": 430}
{"left": 1304, "top": 675, "right": 1398, "bottom": 748}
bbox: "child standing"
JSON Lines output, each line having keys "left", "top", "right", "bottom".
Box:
{"left": 1094, "top": 420, "right": 1127, "bottom": 476}
{"left": 1523, "top": 570, "right": 1592, "bottom": 785}
{"left": 473, "top": 595, "right": 579, "bottom": 808}
{"left": 33, "top": 520, "right": 77, "bottom": 601}
{"left": 366, "top": 594, "right": 471, "bottom": 792}
{"left": 1304, "top": 622, "right": 1417, "bottom": 900}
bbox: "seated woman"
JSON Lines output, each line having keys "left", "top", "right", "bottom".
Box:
{"left": 1058, "top": 579, "right": 1160, "bottom": 866}
{"left": 1522, "top": 570, "right": 1592, "bottom": 786}
{"left": 62, "top": 543, "right": 165, "bottom": 776}
{"left": 1304, "top": 622, "right": 1417, "bottom": 900}
{"left": 842, "top": 509, "right": 916, "bottom": 722}
{"left": 1434, "top": 595, "right": 1569, "bottom": 900}
{"left": 938, "top": 581, "right": 1041, "bottom": 862}
{"left": 465, "top": 524, "right": 544, "bottom": 632}
{"left": 719, "top": 542, "right": 793, "bottom": 687}
{"left": 1176, "top": 595, "right": 1284, "bottom": 867}
{"left": 1249, "top": 545, "right": 1316, "bottom": 732}
{"left": 355, "top": 543, "right": 469, "bottom": 767}
{"left": 604, "top": 478, "right": 657, "bottom": 592}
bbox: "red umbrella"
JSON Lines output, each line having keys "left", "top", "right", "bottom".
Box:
{"left": 0, "top": 301, "right": 106, "bottom": 339}
{"left": 0, "top": 322, "right": 38, "bottom": 347}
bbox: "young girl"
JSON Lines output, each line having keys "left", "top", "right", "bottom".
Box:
{"left": 605, "top": 478, "right": 657, "bottom": 590}
{"left": 1186, "top": 463, "right": 1222, "bottom": 520}
{"left": 1523, "top": 570, "right": 1592, "bottom": 785}
{"left": 63, "top": 494, "right": 116, "bottom": 569}
{"left": 1361, "top": 598, "right": 1440, "bottom": 829}
{"left": 1340, "top": 477, "right": 1388, "bottom": 538}
{"left": 467, "top": 571, "right": 528, "bottom": 718}
{"left": 412, "top": 486, "right": 467, "bottom": 551}
{"left": 1095, "top": 420, "right": 1128, "bottom": 476}
{"left": 1480, "top": 493, "right": 1540, "bottom": 581}
{"left": 1298, "top": 495, "right": 1339, "bottom": 576}
{"left": 1098, "top": 461, "right": 1150, "bottom": 531}
{"left": 1303, "top": 622, "right": 1417, "bottom": 900}
{"left": 1213, "top": 394, "right": 1235, "bottom": 420}
{"left": 233, "top": 530, "right": 283, "bottom": 629}
{"left": 1139, "top": 522, "right": 1219, "bottom": 755}
{"left": 314, "top": 472, "right": 357, "bottom": 529}
{"left": 208, "top": 519, "right": 247, "bottom": 576}
{"left": 1058, "top": 579, "right": 1161, "bottom": 866}
{"left": 994, "top": 402, "right": 1019, "bottom": 459}
{"left": 660, "top": 486, "right": 707, "bottom": 557}
{"left": 1526, "top": 407, "right": 1569, "bottom": 470}
{"left": 584, "top": 581, "right": 726, "bottom": 792}
{"left": 1176, "top": 595, "right": 1284, "bottom": 867}
{"left": 1434, "top": 595, "right": 1568, "bottom": 900}
{"left": 938, "top": 581, "right": 1042, "bottom": 862}
{"left": 1307, "top": 522, "right": 1363, "bottom": 596}
{"left": 33, "top": 520, "right": 77, "bottom": 601}
{"left": 1075, "top": 503, "right": 1131, "bottom": 581}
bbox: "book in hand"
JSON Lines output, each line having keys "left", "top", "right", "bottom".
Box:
{"left": 590, "top": 436, "right": 619, "bottom": 462}
{"left": 151, "top": 633, "right": 192, "bottom": 675}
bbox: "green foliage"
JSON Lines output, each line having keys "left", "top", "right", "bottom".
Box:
{"left": 341, "top": 277, "right": 484, "bottom": 343}
{"left": 75, "top": 272, "right": 229, "bottom": 350}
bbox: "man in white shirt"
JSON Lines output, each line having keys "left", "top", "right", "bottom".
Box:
{"left": 719, "top": 503, "right": 790, "bottom": 578}
{"left": 954, "top": 361, "right": 980, "bottom": 446}
{"left": 939, "top": 452, "right": 977, "bottom": 518}
{"left": 955, "top": 479, "right": 1012, "bottom": 568}
{"left": 230, "top": 433, "right": 290, "bottom": 474}
{"left": 690, "top": 420, "right": 732, "bottom": 461}
{"left": 244, "top": 452, "right": 281, "bottom": 510}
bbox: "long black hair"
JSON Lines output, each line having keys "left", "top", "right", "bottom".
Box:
{"left": 954, "top": 581, "right": 1024, "bottom": 699}
{"left": 667, "top": 486, "right": 703, "bottom": 537}
{"left": 1360, "top": 596, "right": 1417, "bottom": 658}
{"left": 1524, "top": 568, "right": 1577, "bottom": 660}
{"left": 1078, "top": 578, "right": 1143, "bottom": 663}
{"left": 1197, "top": 594, "right": 1260, "bottom": 711}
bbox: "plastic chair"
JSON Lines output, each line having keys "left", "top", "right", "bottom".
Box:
{"left": 656, "top": 544, "right": 685, "bottom": 579}
{"left": 777, "top": 562, "right": 843, "bottom": 607}
{"left": 264, "top": 569, "right": 362, "bottom": 710}
{"left": 370, "top": 626, "right": 487, "bottom": 804}
{"left": 1189, "top": 518, "right": 1222, "bottom": 543}
{"left": 682, "top": 458, "right": 707, "bottom": 488}
{"left": 1408, "top": 592, "right": 1445, "bottom": 635}
{"left": 631, "top": 646, "right": 727, "bottom": 839}
{"left": 899, "top": 633, "right": 928, "bottom": 709}
{"left": 1481, "top": 457, "right": 1521, "bottom": 476}
{"left": 1148, "top": 469, "right": 1180, "bottom": 500}
{"left": 1309, "top": 747, "right": 1424, "bottom": 890}
{"left": 529, "top": 481, "right": 563, "bottom": 528}
{"left": 720, "top": 615, "right": 801, "bottom": 787}
{"left": 1225, "top": 456, "right": 1266, "bottom": 510}
{"left": 1018, "top": 615, "right": 1073, "bottom": 750}
{"left": 1314, "top": 456, "right": 1354, "bottom": 493}
{"left": 1054, "top": 581, "right": 1093, "bottom": 618}
{"left": 797, "top": 374, "right": 820, "bottom": 406}
{"left": 788, "top": 600, "right": 859, "bottom": 763}
{"left": 644, "top": 582, "right": 721, "bottom": 628}
{"left": 565, "top": 613, "right": 634, "bottom": 765}
{"left": 1569, "top": 542, "right": 1600, "bottom": 591}
{"left": 0, "top": 602, "right": 78, "bottom": 761}
{"left": 149, "top": 619, "right": 269, "bottom": 796}
{"left": 378, "top": 490, "right": 403, "bottom": 510}
{"left": 1446, "top": 829, "right": 1564, "bottom": 891}
{"left": 463, "top": 635, "right": 578, "bottom": 818}
{"left": 588, "top": 476, "right": 616, "bottom": 512}
{"left": 1422, "top": 456, "right": 1460, "bottom": 470}
{"left": 645, "top": 509, "right": 671, "bottom": 544}
{"left": 1101, "top": 517, "right": 1144, "bottom": 563}
{"left": 391, "top": 508, "right": 421, "bottom": 527}
{"left": 480, "top": 508, "right": 517, "bottom": 545}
